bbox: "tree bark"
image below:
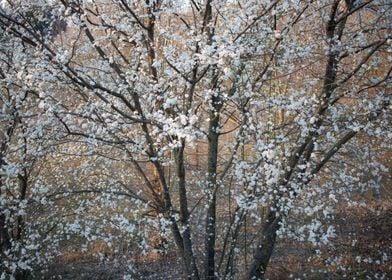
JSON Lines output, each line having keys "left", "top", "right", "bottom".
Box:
{"left": 205, "top": 110, "right": 220, "bottom": 280}
{"left": 247, "top": 210, "right": 280, "bottom": 280}
{"left": 175, "top": 144, "right": 200, "bottom": 279}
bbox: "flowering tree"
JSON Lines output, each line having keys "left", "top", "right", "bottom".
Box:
{"left": 0, "top": 0, "right": 391, "bottom": 279}
{"left": 0, "top": 32, "right": 62, "bottom": 277}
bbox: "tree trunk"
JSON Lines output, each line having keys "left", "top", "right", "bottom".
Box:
{"left": 0, "top": 180, "right": 11, "bottom": 253}
{"left": 15, "top": 270, "right": 30, "bottom": 280}
{"left": 174, "top": 144, "right": 200, "bottom": 279}
{"left": 247, "top": 210, "right": 280, "bottom": 280}
{"left": 0, "top": 213, "right": 11, "bottom": 251}
{"left": 205, "top": 111, "right": 220, "bottom": 280}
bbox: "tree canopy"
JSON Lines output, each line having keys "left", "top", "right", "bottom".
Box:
{"left": 0, "top": 0, "right": 391, "bottom": 279}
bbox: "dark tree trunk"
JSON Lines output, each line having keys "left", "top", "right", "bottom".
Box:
{"left": 0, "top": 178, "right": 11, "bottom": 252}
{"left": 175, "top": 144, "right": 200, "bottom": 280}
{"left": 248, "top": 210, "right": 280, "bottom": 280}
{"left": 15, "top": 270, "right": 30, "bottom": 280}
{"left": 205, "top": 110, "right": 220, "bottom": 280}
